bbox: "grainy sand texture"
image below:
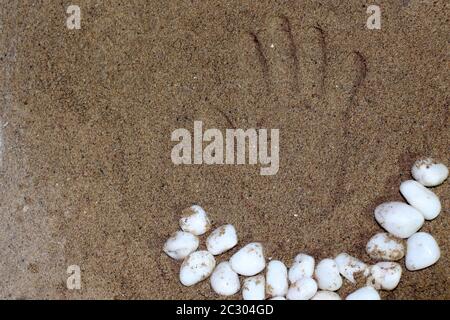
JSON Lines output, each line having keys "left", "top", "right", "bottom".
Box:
{"left": 0, "top": 0, "right": 449, "bottom": 299}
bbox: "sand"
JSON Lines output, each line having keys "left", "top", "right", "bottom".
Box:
{"left": 0, "top": 0, "right": 448, "bottom": 299}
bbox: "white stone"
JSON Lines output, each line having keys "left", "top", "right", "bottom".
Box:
{"left": 412, "top": 158, "right": 449, "bottom": 187}
{"left": 269, "top": 296, "right": 286, "bottom": 300}
{"left": 400, "top": 180, "right": 441, "bottom": 220}
{"left": 210, "top": 261, "right": 240, "bottom": 296}
{"left": 366, "top": 233, "right": 405, "bottom": 261}
{"left": 335, "top": 253, "right": 369, "bottom": 283}
{"left": 206, "top": 224, "right": 238, "bottom": 255}
{"left": 180, "top": 251, "right": 216, "bottom": 286}
{"left": 346, "top": 286, "right": 381, "bottom": 300}
{"left": 314, "top": 258, "right": 342, "bottom": 291}
{"left": 286, "top": 277, "right": 318, "bottom": 300}
{"left": 229, "top": 242, "right": 265, "bottom": 276}
{"left": 311, "top": 291, "right": 342, "bottom": 300}
{"left": 266, "top": 260, "right": 289, "bottom": 297}
{"left": 374, "top": 202, "right": 424, "bottom": 239}
{"left": 179, "top": 205, "right": 211, "bottom": 236}
{"left": 406, "top": 232, "right": 440, "bottom": 271}
{"left": 288, "top": 253, "right": 315, "bottom": 283}
{"left": 163, "top": 231, "right": 199, "bottom": 260}
{"left": 242, "top": 275, "right": 265, "bottom": 300}
{"left": 367, "top": 262, "right": 402, "bottom": 291}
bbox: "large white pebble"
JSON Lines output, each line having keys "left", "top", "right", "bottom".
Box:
{"left": 163, "top": 231, "right": 199, "bottom": 260}
{"left": 400, "top": 180, "right": 441, "bottom": 220}
{"left": 335, "top": 253, "right": 369, "bottom": 283}
{"left": 288, "top": 253, "right": 315, "bottom": 283}
{"left": 311, "top": 291, "right": 342, "bottom": 300}
{"left": 367, "top": 262, "right": 402, "bottom": 291}
{"left": 374, "top": 202, "right": 424, "bottom": 239}
{"left": 206, "top": 224, "right": 238, "bottom": 255}
{"left": 406, "top": 232, "right": 440, "bottom": 271}
{"left": 366, "top": 233, "right": 405, "bottom": 261}
{"left": 346, "top": 286, "right": 381, "bottom": 300}
{"left": 315, "top": 258, "right": 342, "bottom": 291}
{"left": 266, "top": 260, "right": 288, "bottom": 297}
{"left": 411, "top": 158, "right": 449, "bottom": 187}
{"left": 270, "top": 296, "right": 286, "bottom": 300}
{"left": 179, "top": 205, "right": 211, "bottom": 236}
{"left": 210, "top": 262, "right": 240, "bottom": 296}
{"left": 286, "top": 277, "right": 317, "bottom": 300}
{"left": 230, "top": 242, "right": 265, "bottom": 276}
{"left": 180, "top": 251, "right": 216, "bottom": 286}
{"left": 242, "top": 275, "right": 265, "bottom": 300}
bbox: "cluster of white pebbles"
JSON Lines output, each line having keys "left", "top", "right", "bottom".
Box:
{"left": 163, "top": 157, "right": 448, "bottom": 300}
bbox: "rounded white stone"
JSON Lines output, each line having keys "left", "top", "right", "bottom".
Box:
{"left": 346, "top": 286, "right": 381, "bottom": 300}
{"left": 314, "top": 258, "right": 342, "bottom": 291}
{"left": 311, "top": 290, "right": 342, "bottom": 300}
{"left": 242, "top": 275, "right": 265, "bottom": 300}
{"left": 286, "top": 277, "right": 318, "bottom": 300}
{"left": 266, "top": 260, "right": 288, "bottom": 297}
{"left": 206, "top": 224, "right": 238, "bottom": 255}
{"left": 411, "top": 158, "right": 449, "bottom": 187}
{"left": 288, "top": 253, "right": 315, "bottom": 283}
{"left": 406, "top": 232, "right": 440, "bottom": 271}
{"left": 210, "top": 261, "right": 240, "bottom": 296}
{"left": 367, "top": 262, "right": 402, "bottom": 291}
{"left": 400, "top": 180, "right": 441, "bottom": 220}
{"left": 180, "top": 251, "right": 216, "bottom": 286}
{"left": 163, "top": 231, "right": 199, "bottom": 260}
{"left": 335, "top": 253, "right": 369, "bottom": 283}
{"left": 179, "top": 205, "right": 211, "bottom": 236}
{"left": 366, "top": 233, "right": 405, "bottom": 261}
{"left": 269, "top": 296, "right": 286, "bottom": 300}
{"left": 374, "top": 202, "right": 424, "bottom": 239}
{"left": 229, "top": 242, "right": 265, "bottom": 276}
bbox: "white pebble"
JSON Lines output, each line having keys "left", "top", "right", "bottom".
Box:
{"left": 346, "top": 286, "right": 381, "bottom": 300}
{"left": 314, "top": 258, "right": 342, "bottom": 291}
{"left": 366, "top": 233, "right": 405, "bottom": 261}
{"left": 179, "top": 251, "right": 216, "bottom": 286}
{"left": 411, "top": 158, "right": 449, "bottom": 187}
{"left": 163, "top": 231, "right": 199, "bottom": 260}
{"left": 230, "top": 242, "right": 266, "bottom": 276}
{"left": 367, "top": 262, "right": 402, "bottom": 290}
{"left": 206, "top": 224, "right": 238, "bottom": 255}
{"left": 269, "top": 296, "right": 286, "bottom": 300}
{"left": 335, "top": 253, "right": 369, "bottom": 283}
{"left": 400, "top": 180, "right": 441, "bottom": 220}
{"left": 266, "top": 260, "right": 289, "bottom": 297}
{"left": 210, "top": 261, "right": 240, "bottom": 296}
{"left": 286, "top": 277, "right": 318, "bottom": 300}
{"left": 311, "top": 291, "right": 342, "bottom": 300}
{"left": 288, "top": 253, "right": 315, "bottom": 283}
{"left": 179, "top": 205, "right": 211, "bottom": 236}
{"left": 374, "top": 202, "right": 424, "bottom": 239}
{"left": 406, "top": 232, "right": 440, "bottom": 271}
{"left": 242, "top": 275, "right": 265, "bottom": 300}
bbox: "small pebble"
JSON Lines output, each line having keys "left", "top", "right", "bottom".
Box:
{"left": 180, "top": 251, "right": 216, "bottom": 286}
{"left": 366, "top": 233, "right": 405, "bottom": 261}
{"left": 400, "top": 180, "right": 441, "bottom": 220}
{"left": 315, "top": 258, "right": 342, "bottom": 291}
{"left": 179, "top": 205, "right": 211, "bottom": 236}
{"left": 163, "top": 231, "right": 199, "bottom": 260}
{"left": 346, "top": 286, "right": 381, "bottom": 300}
{"left": 286, "top": 277, "right": 318, "bottom": 300}
{"left": 406, "top": 232, "right": 440, "bottom": 271}
{"left": 206, "top": 224, "right": 238, "bottom": 255}
{"left": 269, "top": 296, "right": 286, "bottom": 300}
{"left": 411, "top": 158, "right": 449, "bottom": 187}
{"left": 242, "top": 275, "right": 265, "bottom": 300}
{"left": 288, "top": 253, "right": 315, "bottom": 283}
{"left": 374, "top": 202, "right": 424, "bottom": 239}
{"left": 311, "top": 290, "right": 342, "bottom": 300}
{"left": 367, "top": 262, "right": 402, "bottom": 291}
{"left": 335, "top": 253, "right": 369, "bottom": 283}
{"left": 266, "top": 260, "right": 289, "bottom": 297}
{"left": 230, "top": 242, "right": 266, "bottom": 276}
{"left": 210, "top": 261, "right": 240, "bottom": 296}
